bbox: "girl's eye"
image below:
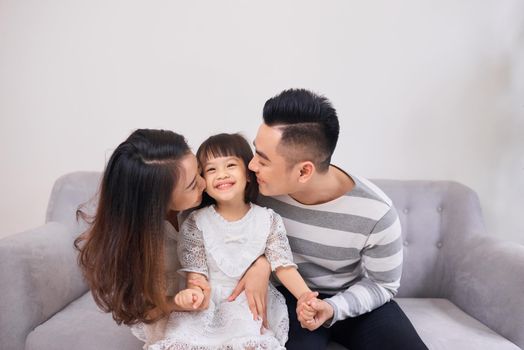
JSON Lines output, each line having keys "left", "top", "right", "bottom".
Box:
{"left": 227, "top": 163, "right": 236, "bottom": 168}
{"left": 206, "top": 168, "right": 215, "bottom": 173}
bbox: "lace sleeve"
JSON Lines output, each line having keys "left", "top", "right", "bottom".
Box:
{"left": 177, "top": 213, "right": 209, "bottom": 278}
{"left": 265, "top": 211, "right": 297, "bottom": 271}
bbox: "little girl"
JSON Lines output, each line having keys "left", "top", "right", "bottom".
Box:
{"left": 146, "top": 133, "right": 316, "bottom": 350}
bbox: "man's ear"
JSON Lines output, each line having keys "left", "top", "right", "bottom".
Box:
{"left": 298, "top": 161, "right": 315, "bottom": 183}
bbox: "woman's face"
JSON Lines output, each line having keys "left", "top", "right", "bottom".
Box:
{"left": 169, "top": 153, "right": 205, "bottom": 212}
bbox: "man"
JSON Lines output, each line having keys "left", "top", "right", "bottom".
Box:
{"left": 247, "top": 89, "right": 427, "bottom": 349}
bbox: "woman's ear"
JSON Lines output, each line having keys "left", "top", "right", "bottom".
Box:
{"left": 298, "top": 161, "right": 315, "bottom": 183}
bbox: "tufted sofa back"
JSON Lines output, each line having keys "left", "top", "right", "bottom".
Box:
{"left": 46, "top": 171, "right": 102, "bottom": 235}
{"left": 374, "top": 180, "right": 486, "bottom": 298}
{"left": 46, "top": 172, "right": 486, "bottom": 298}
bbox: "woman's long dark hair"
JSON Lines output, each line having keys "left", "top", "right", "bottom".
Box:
{"left": 74, "top": 129, "right": 190, "bottom": 326}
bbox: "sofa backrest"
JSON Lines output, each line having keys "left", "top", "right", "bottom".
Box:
{"left": 46, "top": 171, "right": 102, "bottom": 235}
{"left": 47, "top": 172, "right": 486, "bottom": 298}
{"left": 374, "top": 179, "right": 486, "bottom": 297}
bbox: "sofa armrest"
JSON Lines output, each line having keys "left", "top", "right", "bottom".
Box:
{"left": 442, "top": 234, "right": 524, "bottom": 349}
{"left": 0, "top": 222, "right": 88, "bottom": 350}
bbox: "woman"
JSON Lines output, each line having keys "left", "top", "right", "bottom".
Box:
{"left": 74, "top": 129, "right": 271, "bottom": 345}
{"left": 75, "top": 129, "right": 206, "bottom": 326}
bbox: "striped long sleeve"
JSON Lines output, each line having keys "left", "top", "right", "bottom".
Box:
{"left": 258, "top": 173, "right": 403, "bottom": 326}
{"left": 324, "top": 206, "right": 402, "bottom": 325}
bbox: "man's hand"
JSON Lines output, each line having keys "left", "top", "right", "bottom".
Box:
{"left": 296, "top": 291, "right": 319, "bottom": 324}
{"left": 228, "top": 255, "right": 271, "bottom": 327}
{"left": 174, "top": 288, "right": 204, "bottom": 310}
{"left": 297, "top": 298, "right": 334, "bottom": 331}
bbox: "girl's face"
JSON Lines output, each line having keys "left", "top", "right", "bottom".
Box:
{"left": 169, "top": 153, "right": 205, "bottom": 211}
{"left": 202, "top": 155, "right": 247, "bottom": 206}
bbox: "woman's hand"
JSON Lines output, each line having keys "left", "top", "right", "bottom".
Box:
{"left": 228, "top": 255, "right": 271, "bottom": 327}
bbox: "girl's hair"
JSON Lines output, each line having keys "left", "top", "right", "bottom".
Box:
{"left": 196, "top": 133, "right": 258, "bottom": 207}
{"left": 74, "top": 129, "right": 190, "bottom": 326}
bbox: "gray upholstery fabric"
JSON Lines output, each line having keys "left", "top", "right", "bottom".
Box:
{"left": 1, "top": 172, "right": 523, "bottom": 350}
{"left": 442, "top": 234, "right": 524, "bottom": 348}
{"left": 375, "top": 180, "right": 486, "bottom": 298}
{"left": 22, "top": 293, "right": 521, "bottom": 350}
{"left": 26, "top": 293, "right": 142, "bottom": 350}
{"left": 0, "top": 222, "right": 88, "bottom": 350}
{"left": 396, "top": 298, "right": 521, "bottom": 350}
{"left": 45, "top": 171, "right": 101, "bottom": 234}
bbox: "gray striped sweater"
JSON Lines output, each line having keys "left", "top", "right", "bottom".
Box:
{"left": 258, "top": 173, "right": 402, "bottom": 326}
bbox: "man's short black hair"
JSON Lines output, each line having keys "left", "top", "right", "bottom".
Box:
{"left": 263, "top": 88, "right": 339, "bottom": 173}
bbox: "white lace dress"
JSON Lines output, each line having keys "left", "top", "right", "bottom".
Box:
{"left": 139, "top": 203, "right": 295, "bottom": 350}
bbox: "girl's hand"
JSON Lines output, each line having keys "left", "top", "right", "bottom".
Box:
{"left": 174, "top": 288, "right": 204, "bottom": 310}
{"left": 297, "top": 296, "right": 319, "bottom": 324}
{"left": 298, "top": 298, "right": 334, "bottom": 331}
{"left": 228, "top": 255, "right": 271, "bottom": 328}
{"left": 189, "top": 278, "right": 211, "bottom": 310}
{"left": 296, "top": 291, "right": 318, "bottom": 325}
{"left": 296, "top": 291, "right": 318, "bottom": 317}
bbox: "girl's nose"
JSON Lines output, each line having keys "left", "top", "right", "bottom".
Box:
{"left": 216, "top": 167, "right": 230, "bottom": 179}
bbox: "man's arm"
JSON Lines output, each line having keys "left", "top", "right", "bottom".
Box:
{"left": 228, "top": 255, "right": 271, "bottom": 326}
{"left": 324, "top": 206, "right": 402, "bottom": 326}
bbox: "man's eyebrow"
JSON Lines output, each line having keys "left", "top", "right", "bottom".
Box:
{"left": 185, "top": 176, "right": 196, "bottom": 190}
{"left": 255, "top": 149, "right": 270, "bottom": 162}
{"left": 252, "top": 140, "right": 271, "bottom": 161}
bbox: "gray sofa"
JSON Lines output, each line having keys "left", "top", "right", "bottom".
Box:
{"left": 1, "top": 171, "right": 523, "bottom": 350}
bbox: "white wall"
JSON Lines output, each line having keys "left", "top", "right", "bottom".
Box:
{"left": 1, "top": 0, "right": 523, "bottom": 243}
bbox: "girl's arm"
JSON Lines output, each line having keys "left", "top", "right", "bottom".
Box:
{"left": 274, "top": 266, "right": 311, "bottom": 299}
{"left": 176, "top": 213, "right": 211, "bottom": 310}
{"left": 264, "top": 210, "right": 319, "bottom": 325}
{"left": 145, "top": 273, "right": 211, "bottom": 320}
{"left": 144, "top": 298, "right": 182, "bottom": 321}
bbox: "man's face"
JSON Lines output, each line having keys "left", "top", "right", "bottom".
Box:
{"left": 248, "top": 123, "right": 298, "bottom": 196}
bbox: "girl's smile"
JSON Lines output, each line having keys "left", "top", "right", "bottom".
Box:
{"left": 203, "top": 156, "right": 248, "bottom": 205}
{"left": 214, "top": 179, "right": 236, "bottom": 190}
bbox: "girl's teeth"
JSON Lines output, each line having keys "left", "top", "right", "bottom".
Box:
{"left": 217, "top": 183, "right": 233, "bottom": 189}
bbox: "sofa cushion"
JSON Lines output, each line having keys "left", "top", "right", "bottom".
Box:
{"left": 26, "top": 293, "right": 519, "bottom": 350}
{"left": 396, "top": 298, "right": 520, "bottom": 350}
{"left": 25, "top": 293, "right": 142, "bottom": 350}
